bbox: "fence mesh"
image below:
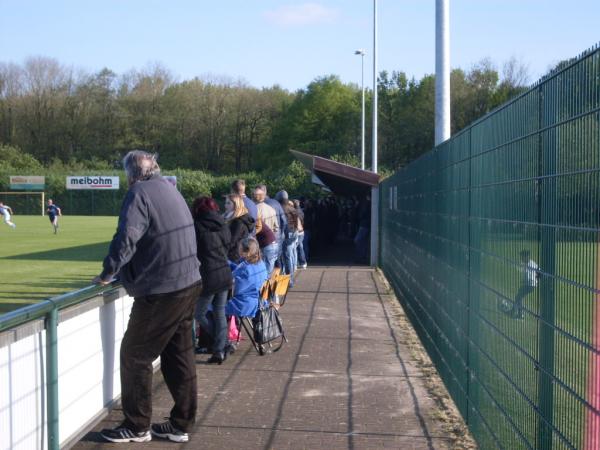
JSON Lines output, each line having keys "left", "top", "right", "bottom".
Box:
{"left": 380, "top": 44, "right": 600, "bottom": 449}
{"left": 0, "top": 190, "right": 123, "bottom": 216}
{"left": 60, "top": 190, "right": 123, "bottom": 216}
{"left": 0, "top": 192, "right": 44, "bottom": 215}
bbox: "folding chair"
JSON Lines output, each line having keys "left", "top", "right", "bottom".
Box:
{"left": 270, "top": 273, "right": 291, "bottom": 307}
{"left": 260, "top": 267, "right": 291, "bottom": 308}
{"left": 234, "top": 279, "right": 287, "bottom": 355}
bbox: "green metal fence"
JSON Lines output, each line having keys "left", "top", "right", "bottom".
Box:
{"left": 380, "top": 44, "right": 600, "bottom": 449}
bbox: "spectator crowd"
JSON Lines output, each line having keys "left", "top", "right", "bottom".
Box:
{"left": 93, "top": 150, "right": 370, "bottom": 444}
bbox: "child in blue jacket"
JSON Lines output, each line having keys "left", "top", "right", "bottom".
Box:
{"left": 226, "top": 237, "right": 268, "bottom": 319}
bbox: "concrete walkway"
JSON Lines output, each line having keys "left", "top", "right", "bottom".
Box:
{"left": 74, "top": 267, "right": 462, "bottom": 449}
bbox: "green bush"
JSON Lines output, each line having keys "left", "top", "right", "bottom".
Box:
{"left": 0, "top": 151, "right": 323, "bottom": 214}
{"left": 0, "top": 144, "right": 43, "bottom": 172}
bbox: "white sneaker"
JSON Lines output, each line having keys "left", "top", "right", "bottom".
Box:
{"left": 100, "top": 426, "right": 151, "bottom": 443}
{"left": 300, "top": 264, "right": 307, "bottom": 269}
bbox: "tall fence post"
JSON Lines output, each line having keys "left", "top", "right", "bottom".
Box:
{"left": 45, "top": 306, "right": 60, "bottom": 450}
{"left": 537, "top": 86, "right": 557, "bottom": 450}
{"left": 466, "top": 127, "right": 474, "bottom": 426}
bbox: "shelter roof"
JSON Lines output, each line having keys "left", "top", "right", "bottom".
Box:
{"left": 290, "top": 149, "right": 380, "bottom": 196}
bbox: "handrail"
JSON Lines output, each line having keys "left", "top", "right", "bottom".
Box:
{"left": 0, "top": 282, "right": 120, "bottom": 333}
{"left": 1, "top": 281, "right": 122, "bottom": 450}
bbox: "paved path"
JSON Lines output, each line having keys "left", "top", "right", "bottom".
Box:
{"left": 75, "top": 267, "right": 458, "bottom": 450}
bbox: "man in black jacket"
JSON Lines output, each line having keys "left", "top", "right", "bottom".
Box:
{"left": 94, "top": 150, "right": 201, "bottom": 444}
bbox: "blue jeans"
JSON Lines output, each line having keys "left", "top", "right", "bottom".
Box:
{"left": 274, "top": 234, "right": 285, "bottom": 268}
{"left": 194, "top": 289, "right": 229, "bottom": 354}
{"left": 283, "top": 232, "right": 298, "bottom": 279}
{"left": 297, "top": 232, "right": 306, "bottom": 266}
{"left": 262, "top": 242, "right": 279, "bottom": 276}
{"left": 302, "top": 230, "right": 310, "bottom": 261}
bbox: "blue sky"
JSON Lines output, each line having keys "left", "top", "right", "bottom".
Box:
{"left": 1, "top": 1, "right": 598, "bottom": 91}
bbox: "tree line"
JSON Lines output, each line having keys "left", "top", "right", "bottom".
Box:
{"left": 0, "top": 56, "right": 529, "bottom": 174}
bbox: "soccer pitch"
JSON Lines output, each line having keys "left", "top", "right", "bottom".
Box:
{"left": 0, "top": 215, "right": 118, "bottom": 314}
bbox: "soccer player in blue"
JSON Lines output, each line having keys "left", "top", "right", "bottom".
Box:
{"left": 46, "top": 199, "right": 62, "bottom": 234}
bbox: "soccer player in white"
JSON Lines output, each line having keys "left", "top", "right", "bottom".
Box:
{"left": 512, "top": 250, "right": 539, "bottom": 319}
{"left": 0, "top": 201, "right": 16, "bottom": 228}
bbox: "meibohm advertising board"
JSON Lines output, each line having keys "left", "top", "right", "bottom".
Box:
{"left": 66, "top": 176, "right": 120, "bottom": 190}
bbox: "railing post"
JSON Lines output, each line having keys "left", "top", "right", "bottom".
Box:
{"left": 46, "top": 307, "right": 59, "bottom": 450}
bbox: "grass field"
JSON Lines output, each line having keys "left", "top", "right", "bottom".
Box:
{"left": 0, "top": 215, "right": 117, "bottom": 313}
{"left": 475, "top": 240, "right": 595, "bottom": 449}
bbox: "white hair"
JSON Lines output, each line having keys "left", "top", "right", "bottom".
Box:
{"left": 122, "top": 150, "right": 160, "bottom": 184}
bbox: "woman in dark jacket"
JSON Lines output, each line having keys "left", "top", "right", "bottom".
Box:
{"left": 224, "top": 194, "right": 255, "bottom": 262}
{"left": 192, "top": 196, "right": 232, "bottom": 364}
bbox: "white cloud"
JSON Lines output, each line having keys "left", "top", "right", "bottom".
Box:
{"left": 263, "top": 3, "right": 340, "bottom": 27}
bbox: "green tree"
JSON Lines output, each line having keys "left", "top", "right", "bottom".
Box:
{"left": 117, "top": 64, "right": 174, "bottom": 153}
{"left": 378, "top": 70, "right": 435, "bottom": 169}
{"left": 0, "top": 56, "right": 531, "bottom": 175}
{"left": 260, "top": 75, "right": 361, "bottom": 168}
{"left": 0, "top": 144, "right": 42, "bottom": 171}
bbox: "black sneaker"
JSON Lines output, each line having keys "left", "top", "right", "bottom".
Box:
{"left": 225, "top": 343, "right": 237, "bottom": 355}
{"left": 151, "top": 421, "right": 189, "bottom": 443}
{"left": 100, "top": 426, "right": 151, "bottom": 443}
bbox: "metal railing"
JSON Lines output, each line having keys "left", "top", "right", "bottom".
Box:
{"left": 0, "top": 283, "right": 120, "bottom": 450}
{"left": 380, "top": 44, "right": 600, "bottom": 449}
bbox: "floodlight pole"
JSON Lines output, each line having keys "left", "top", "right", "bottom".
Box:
{"left": 355, "top": 49, "right": 366, "bottom": 170}
{"left": 370, "top": 0, "right": 379, "bottom": 268}
{"left": 372, "top": 0, "right": 378, "bottom": 174}
{"left": 435, "top": 0, "right": 451, "bottom": 145}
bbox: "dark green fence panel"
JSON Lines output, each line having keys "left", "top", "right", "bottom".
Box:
{"left": 380, "top": 44, "right": 600, "bottom": 449}
{"left": 63, "top": 190, "right": 123, "bottom": 216}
